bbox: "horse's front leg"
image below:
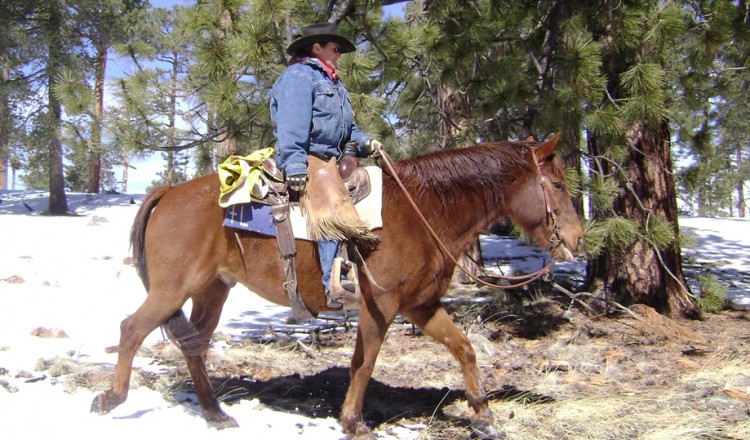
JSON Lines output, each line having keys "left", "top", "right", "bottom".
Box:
{"left": 91, "top": 294, "right": 184, "bottom": 415}
{"left": 340, "top": 297, "right": 395, "bottom": 439}
{"left": 402, "top": 301, "right": 497, "bottom": 439}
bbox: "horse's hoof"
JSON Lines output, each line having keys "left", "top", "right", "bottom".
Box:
{"left": 206, "top": 414, "right": 239, "bottom": 430}
{"left": 349, "top": 428, "right": 376, "bottom": 440}
{"left": 471, "top": 419, "right": 500, "bottom": 439}
{"left": 90, "top": 394, "right": 106, "bottom": 414}
{"left": 90, "top": 392, "right": 124, "bottom": 414}
{"left": 342, "top": 420, "right": 376, "bottom": 440}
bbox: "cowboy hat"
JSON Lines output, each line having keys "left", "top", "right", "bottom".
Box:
{"left": 286, "top": 23, "right": 356, "bottom": 56}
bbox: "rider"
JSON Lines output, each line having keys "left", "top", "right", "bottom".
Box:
{"left": 270, "top": 22, "right": 381, "bottom": 306}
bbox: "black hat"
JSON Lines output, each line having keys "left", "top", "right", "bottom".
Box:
{"left": 286, "top": 23, "right": 356, "bottom": 56}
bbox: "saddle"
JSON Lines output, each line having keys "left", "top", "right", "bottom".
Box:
{"left": 256, "top": 155, "right": 375, "bottom": 322}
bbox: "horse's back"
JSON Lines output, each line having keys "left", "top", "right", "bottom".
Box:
{"left": 142, "top": 175, "right": 230, "bottom": 276}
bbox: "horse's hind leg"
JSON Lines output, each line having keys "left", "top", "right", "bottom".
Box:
{"left": 91, "top": 292, "right": 186, "bottom": 414}
{"left": 402, "top": 302, "right": 497, "bottom": 438}
{"left": 177, "top": 279, "right": 237, "bottom": 429}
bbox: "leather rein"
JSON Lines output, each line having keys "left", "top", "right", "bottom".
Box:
{"left": 375, "top": 145, "right": 561, "bottom": 290}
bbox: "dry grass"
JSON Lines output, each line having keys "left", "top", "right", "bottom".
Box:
{"left": 413, "top": 301, "right": 750, "bottom": 440}
{"left": 485, "top": 395, "right": 731, "bottom": 439}
{"left": 414, "top": 356, "right": 750, "bottom": 439}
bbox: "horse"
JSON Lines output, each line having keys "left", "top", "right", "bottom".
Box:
{"left": 91, "top": 134, "right": 584, "bottom": 439}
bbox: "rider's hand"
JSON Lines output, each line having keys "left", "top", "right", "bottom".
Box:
{"left": 286, "top": 172, "right": 308, "bottom": 192}
{"left": 364, "top": 139, "right": 382, "bottom": 157}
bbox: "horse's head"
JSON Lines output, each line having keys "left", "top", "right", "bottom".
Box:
{"left": 508, "top": 134, "right": 584, "bottom": 262}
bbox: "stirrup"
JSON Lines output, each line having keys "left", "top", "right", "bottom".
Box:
{"left": 327, "top": 256, "right": 361, "bottom": 309}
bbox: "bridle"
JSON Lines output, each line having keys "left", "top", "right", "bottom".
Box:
{"left": 376, "top": 145, "right": 562, "bottom": 290}
{"left": 530, "top": 146, "right": 563, "bottom": 255}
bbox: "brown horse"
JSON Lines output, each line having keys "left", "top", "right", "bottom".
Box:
{"left": 91, "top": 135, "right": 583, "bottom": 439}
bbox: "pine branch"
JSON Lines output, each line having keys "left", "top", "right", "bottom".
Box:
{"left": 359, "top": 0, "right": 388, "bottom": 63}
{"left": 269, "top": 19, "right": 288, "bottom": 65}
{"left": 134, "top": 125, "right": 228, "bottom": 153}
{"left": 551, "top": 282, "right": 646, "bottom": 322}
{"left": 329, "top": 0, "right": 355, "bottom": 24}
{"left": 551, "top": 282, "right": 596, "bottom": 315}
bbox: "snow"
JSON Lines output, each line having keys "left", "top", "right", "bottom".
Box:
{"left": 0, "top": 190, "right": 748, "bottom": 439}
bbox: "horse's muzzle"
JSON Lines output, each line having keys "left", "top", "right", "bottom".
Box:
{"left": 552, "top": 236, "right": 584, "bottom": 262}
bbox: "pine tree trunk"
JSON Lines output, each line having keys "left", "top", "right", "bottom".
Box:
{"left": 0, "top": 59, "right": 9, "bottom": 190}
{"left": 455, "top": 239, "right": 485, "bottom": 284}
{"left": 737, "top": 145, "right": 745, "bottom": 218}
{"left": 121, "top": 151, "right": 130, "bottom": 193}
{"left": 587, "top": 122, "right": 697, "bottom": 318}
{"left": 167, "top": 51, "right": 178, "bottom": 186}
{"left": 562, "top": 124, "right": 584, "bottom": 216}
{"left": 47, "top": 0, "right": 69, "bottom": 215}
{"left": 87, "top": 44, "right": 107, "bottom": 194}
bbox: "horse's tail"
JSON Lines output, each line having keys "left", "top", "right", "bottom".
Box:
{"left": 130, "top": 185, "right": 203, "bottom": 356}
{"left": 130, "top": 185, "right": 170, "bottom": 290}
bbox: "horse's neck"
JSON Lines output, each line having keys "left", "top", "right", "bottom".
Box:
{"left": 406, "top": 177, "right": 507, "bottom": 253}
{"left": 390, "top": 147, "right": 526, "bottom": 254}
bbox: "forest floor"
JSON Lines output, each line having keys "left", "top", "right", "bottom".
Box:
{"left": 120, "top": 282, "right": 750, "bottom": 439}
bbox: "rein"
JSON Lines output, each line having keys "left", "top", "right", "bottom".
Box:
{"left": 375, "top": 145, "right": 558, "bottom": 290}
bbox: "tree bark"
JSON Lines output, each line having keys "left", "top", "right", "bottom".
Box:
{"left": 455, "top": 239, "right": 485, "bottom": 284}
{"left": 587, "top": 122, "right": 697, "bottom": 317}
{"left": 166, "top": 50, "right": 178, "bottom": 186}
{"left": 562, "top": 122, "right": 584, "bottom": 216}
{"left": 47, "top": 0, "right": 69, "bottom": 214}
{"left": 121, "top": 151, "right": 130, "bottom": 193}
{"left": 0, "top": 58, "right": 9, "bottom": 190}
{"left": 87, "top": 43, "right": 107, "bottom": 194}
{"left": 737, "top": 144, "right": 745, "bottom": 218}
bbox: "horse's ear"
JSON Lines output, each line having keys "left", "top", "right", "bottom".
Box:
{"left": 536, "top": 133, "right": 560, "bottom": 162}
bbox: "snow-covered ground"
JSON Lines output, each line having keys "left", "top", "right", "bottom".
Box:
{"left": 0, "top": 190, "right": 747, "bottom": 439}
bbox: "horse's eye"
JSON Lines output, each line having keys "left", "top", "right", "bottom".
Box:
{"left": 552, "top": 182, "right": 564, "bottom": 191}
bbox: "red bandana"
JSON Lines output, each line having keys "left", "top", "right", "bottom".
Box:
{"left": 313, "top": 58, "right": 339, "bottom": 82}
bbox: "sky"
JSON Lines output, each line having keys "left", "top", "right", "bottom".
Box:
{"left": 0, "top": 190, "right": 747, "bottom": 439}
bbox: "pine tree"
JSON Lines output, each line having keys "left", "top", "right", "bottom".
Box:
{"left": 111, "top": 4, "right": 193, "bottom": 189}
{"left": 45, "top": 0, "right": 70, "bottom": 214}
{"left": 67, "top": 0, "right": 147, "bottom": 193}
{"left": 672, "top": 0, "right": 750, "bottom": 217}
{"left": 392, "top": 1, "right": 716, "bottom": 316}
{"left": 0, "top": 0, "right": 37, "bottom": 190}
{"left": 580, "top": 1, "right": 698, "bottom": 316}
{"left": 3, "top": 0, "right": 94, "bottom": 213}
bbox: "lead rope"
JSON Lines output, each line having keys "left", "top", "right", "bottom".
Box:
{"left": 374, "top": 145, "right": 557, "bottom": 290}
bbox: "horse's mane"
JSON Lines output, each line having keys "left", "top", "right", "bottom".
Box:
{"left": 391, "top": 142, "right": 533, "bottom": 206}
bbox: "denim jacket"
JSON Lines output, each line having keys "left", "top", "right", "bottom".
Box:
{"left": 270, "top": 58, "right": 371, "bottom": 178}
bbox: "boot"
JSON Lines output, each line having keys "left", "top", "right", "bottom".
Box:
{"left": 326, "top": 256, "right": 361, "bottom": 309}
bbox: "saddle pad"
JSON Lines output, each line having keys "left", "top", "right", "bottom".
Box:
{"left": 223, "top": 166, "right": 383, "bottom": 240}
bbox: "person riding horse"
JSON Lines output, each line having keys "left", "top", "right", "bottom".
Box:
{"left": 270, "top": 22, "right": 381, "bottom": 308}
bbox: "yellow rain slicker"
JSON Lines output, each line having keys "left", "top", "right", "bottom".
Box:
{"left": 217, "top": 147, "right": 275, "bottom": 208}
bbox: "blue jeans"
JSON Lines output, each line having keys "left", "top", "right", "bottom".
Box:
{"left": 317, "top": 238, "right": 339, "bottom": 293}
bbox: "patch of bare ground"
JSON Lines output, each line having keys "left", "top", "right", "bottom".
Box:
{"left": 52, "top": 281, "right": 750, "bottom": 439}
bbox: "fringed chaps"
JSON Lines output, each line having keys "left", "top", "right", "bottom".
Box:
{"left": 301, "top": 156, "right": 378, "bottom": 246}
